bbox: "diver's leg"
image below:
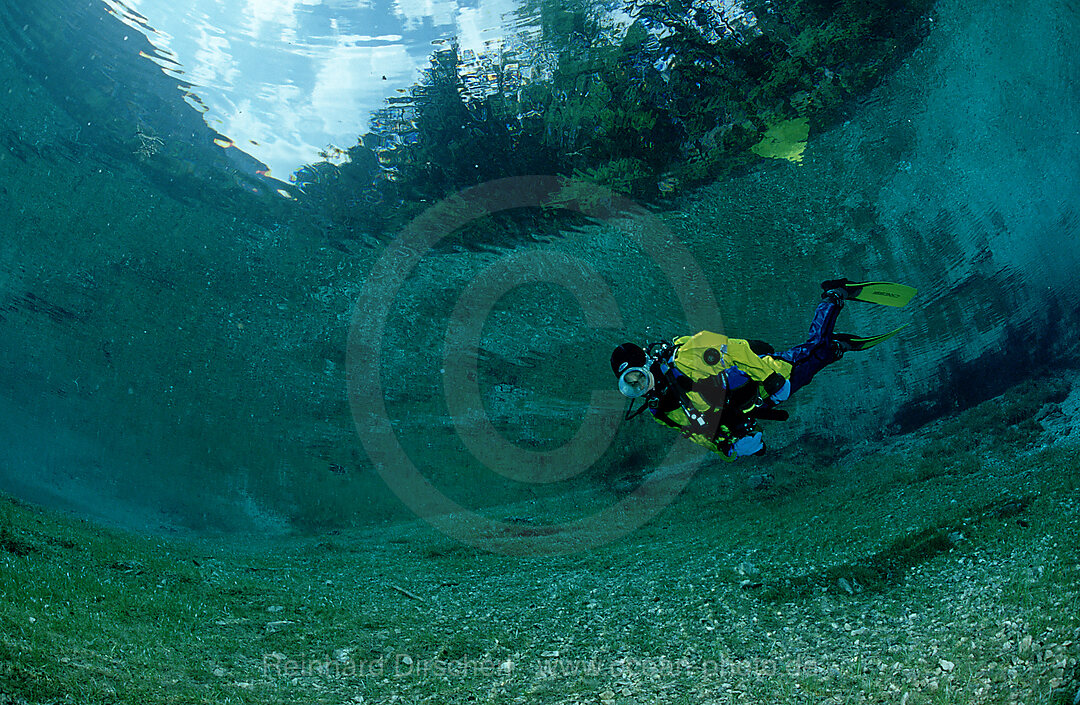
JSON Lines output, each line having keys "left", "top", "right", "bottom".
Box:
{"left": 807, "top": 291, "right": 845, "bottom": 340}
{"left": 774, "top": 297, "right": 845, "bottom": 394}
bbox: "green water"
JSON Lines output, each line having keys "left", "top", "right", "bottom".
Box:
{"left": 2, "top": 0, "right": 1077, "bottom": 532}
{"left": 0, "top": 0, "right": 1079, "bottom": 698}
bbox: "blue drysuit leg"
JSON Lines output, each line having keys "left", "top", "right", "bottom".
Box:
{"left": 774, "top": 298, "right": 843, "bottom": 394}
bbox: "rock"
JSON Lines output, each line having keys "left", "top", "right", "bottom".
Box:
{"left": 541, "top": 650, "right": 560, "bottom": 658}
{"left": 938, "top": 659, "right": 955, "bottom": 672}
{"left": 747, "top": 473, "right": 774, "bottom": 490}
{"left": 838, "top": 578, "right": 855, "bottom": 595}
{"left": 599, "top": 690, "right": 616, "bottom": 704}
{"left": 736, "top": 561, "right": 758, "bottom": 577}
{"left": 267, "top": 605, "right": 284, "bottom": 613}
{"left": 213, "top": 667, "right": 227, "bottom": 677}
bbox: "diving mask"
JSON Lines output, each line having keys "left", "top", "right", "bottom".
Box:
{"left": 618, "top": 366, "right": 655, "bottom": 398}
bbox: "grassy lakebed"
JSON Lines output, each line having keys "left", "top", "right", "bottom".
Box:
{"left": 2, "top": 375, "right": 1079, "bottom": 705}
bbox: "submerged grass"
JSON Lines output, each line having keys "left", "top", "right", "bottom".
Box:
{"left": 1, "top": 374, "right": 1079, "bottom": 704}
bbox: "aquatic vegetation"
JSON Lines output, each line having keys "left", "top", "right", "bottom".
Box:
{"left": 133, "top": 126, "right": 164, "bottom": 160}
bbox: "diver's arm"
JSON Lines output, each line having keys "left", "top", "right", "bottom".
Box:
{"left": 694, "top": 374, "right": 727, "bottom": 407}
{"left": 712, "top": 416, "right": 765, "bottom": 460}
{"left": 737, "top": 372, "right": 791, "bottom": 416}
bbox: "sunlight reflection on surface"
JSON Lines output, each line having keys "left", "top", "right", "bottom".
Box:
{"left": 100, "top": 0, "right": 521, "bottom": 180}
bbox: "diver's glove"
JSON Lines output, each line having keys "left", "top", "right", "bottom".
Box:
{"left": 769, "top": 381, "right": 791, "bottom": 403}
{"left": 740, "top": 373, "right": 790, "bottom": 415}
{"left": 730, "top": 432, "right": 765, "bottom": 459}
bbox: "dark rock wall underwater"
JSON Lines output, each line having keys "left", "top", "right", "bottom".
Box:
{"left": 0, "top": 0, "right": 1077, "bottom": 533}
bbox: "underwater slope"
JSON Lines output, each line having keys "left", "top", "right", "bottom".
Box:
{"left": 1, "top": 373, "right": 1079, "bottom": 703}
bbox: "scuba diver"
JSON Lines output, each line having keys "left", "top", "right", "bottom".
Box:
{"left": 610, "top": 279, "right": 916, "bottom": 461}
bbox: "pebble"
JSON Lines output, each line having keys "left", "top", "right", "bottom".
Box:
{"left": 938, "top": 659, "right": 955, "bottom": 672}
{"left": 736, "top": 561, "right": 758, "bottom": 577}
{"left": 747, "top": 473, "right": 774, "bottom": 490}
{"left": 213, "top": 667, "right": 227, "bottom": 677}
{"left": 541, "top": 650, "right": 560, "bottom": 658}
{"left": 267, "top": 605, "right": 283, "bottom": 613}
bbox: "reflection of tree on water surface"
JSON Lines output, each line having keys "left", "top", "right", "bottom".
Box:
{"left": 298, "top": 0, "right": 934, "bottom": 243}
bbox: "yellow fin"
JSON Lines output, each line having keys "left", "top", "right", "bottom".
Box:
{"left": 750, "top": 117, "right": 810, "bottom": 163}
